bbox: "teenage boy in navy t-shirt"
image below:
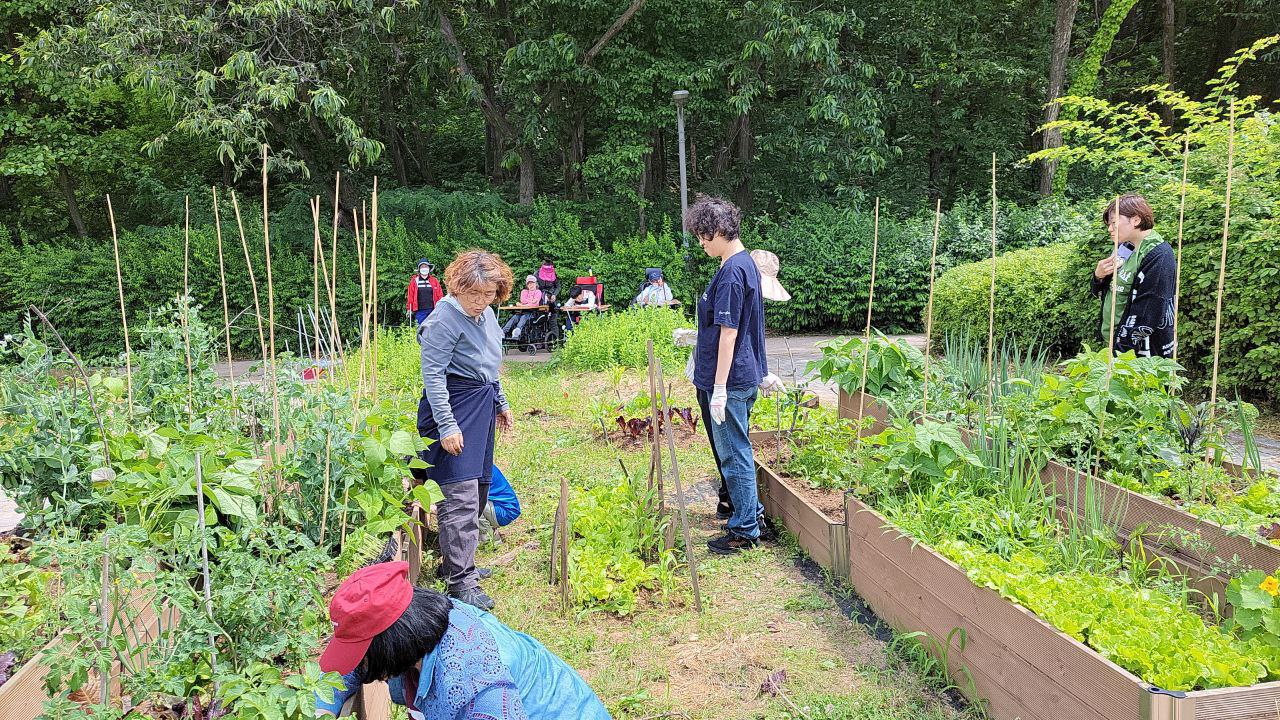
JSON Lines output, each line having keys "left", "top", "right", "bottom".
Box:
{"left": 688, "top": 197, "right": 780, "bottom": 554}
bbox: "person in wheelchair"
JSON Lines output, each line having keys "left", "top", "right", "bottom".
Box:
{"left": 633, "top": 268, "right": 674, "bottom": 307}
{"left": 502, "top": 275, "right": 543, "bottom": 341}
{"left": 562, "top": 284, "right": 597, "bottom": 332}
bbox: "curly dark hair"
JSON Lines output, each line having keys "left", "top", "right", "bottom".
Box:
{"left": 684, "top": 195, "right": 742, "bottom": 241}
{"left": 358, "top": 588, "right": 452, "bottom": 681}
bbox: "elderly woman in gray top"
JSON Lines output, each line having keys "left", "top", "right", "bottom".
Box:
{"left": 416, "top": 250, "right": 515, "bottom": 612}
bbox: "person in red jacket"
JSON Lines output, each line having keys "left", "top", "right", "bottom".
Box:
{"left": 407, "top": 259, "right": 444, "bottom": 326}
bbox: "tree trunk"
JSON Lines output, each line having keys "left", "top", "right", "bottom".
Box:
{"left": 1160, "top": 0, "right": 1176, "bottom": 126}
{"left": 55, "top": 164, "right": 88, "bottom": 238}
{"left": 386, "top": 123, "right": 409, "bottom": 186}
{"left": 517, "top": 146, "right": 536, "bottom": 205}
{"left": 654, "top": 128, "right": 666, "bottom": 193}
{"left": 564, "top": 111, "right": 585, "bottom": 199}
{"left": 1037, "top": 0, "right": 1080, "bottom": 196}
{"left": 408, "top": 124, "right": 433, "bottom": 184}
{"left": 734, "top": 111, "right": 752, "bottom": 212}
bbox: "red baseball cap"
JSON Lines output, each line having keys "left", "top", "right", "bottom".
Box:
{"left": 319, "top": 561, "right": 415, "bottom": 674}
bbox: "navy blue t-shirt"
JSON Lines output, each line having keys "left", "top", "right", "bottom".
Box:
{"left": 693, "top": 250, "right": 768, "bottom": 391}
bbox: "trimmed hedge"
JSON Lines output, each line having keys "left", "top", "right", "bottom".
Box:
{"left": 929, "top": 243, "right": 1095, "bottom": 353}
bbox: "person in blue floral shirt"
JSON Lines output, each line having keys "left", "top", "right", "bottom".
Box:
{"left": 313, "top": 561, "right": 610, "bottom": 719}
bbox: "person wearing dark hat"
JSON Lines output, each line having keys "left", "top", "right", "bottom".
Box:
{"left": 634, "top": 268, "right": 674, "bottom": 307}
{"left": 314, "top": 561, "right": 611, "bottom": 719}
{"left": 406, "top": 259, "right": 444, "bottom": 327}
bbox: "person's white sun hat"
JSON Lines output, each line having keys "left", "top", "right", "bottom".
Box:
{"left": 750, "top": 249, "right": 791, "bottom": 302}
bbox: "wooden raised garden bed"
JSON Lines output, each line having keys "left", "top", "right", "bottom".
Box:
{"left": 751, "top": 430, "right": 848, "bottom": 580}
{"left": 836, "top": 388, "right": 1280, "bottom": 578}
{"left": 842, "top": 492, "right": 1280, "bottom": 720}
{"left": 0, "top": 577, "right": 171, "bottom": 720}
{"left": 751, "top": 434, "right": 1280, "bottom": 720}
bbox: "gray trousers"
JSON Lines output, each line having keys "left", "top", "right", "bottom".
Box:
{"left": 437, "top": 478, "right": 490, "bottom": 594}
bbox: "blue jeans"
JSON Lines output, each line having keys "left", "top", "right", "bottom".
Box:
{"left": 415, "top": 308, "right": 433, "bottom": 326}
{"left": 701, "top": 385, "right": 761, "bottom": 540}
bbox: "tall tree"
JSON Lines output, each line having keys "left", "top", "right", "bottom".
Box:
{"left": 1038, "top": 0, "right": 1080, "bottom": 195}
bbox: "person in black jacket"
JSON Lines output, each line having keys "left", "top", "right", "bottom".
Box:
{"left": 1091, "top": 194, "right": 1177, "bottom": 359}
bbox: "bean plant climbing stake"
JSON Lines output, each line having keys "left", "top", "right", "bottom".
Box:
{"left": 1206, "top": 102, "right": 1236, "bottom": 457}
{"left": 651, "top": 340, "right": 702, "bottom": 612}
{"left": 1173, "top": 136, "right": 1189, "bottom": 366}
{"left": 212, "top": 187, "right": 237, "bottom": 406}
{"left": 107, "top": 194, "right": 134, "bottom": 416}
{"left": 854, "top": 198, "right": 880, "bottom": 449}
{"left": 986, "top": 155, "right": 997, "bottom": 411}
{"left": 261, "top": 145, "right": 285, "bottom": 513}
{"left": 922, "top": 198, "right": 942, "bottom": 417}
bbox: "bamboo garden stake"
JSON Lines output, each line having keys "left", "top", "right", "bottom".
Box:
{"left": 261, "top": 146, "right": 284, "bottom": 504}
{"left": 107, "top": 194, "right": 134, "bottom": 415}
{"left": 1207, "top": 102, "right": 1237, "bottom": 453}
{"left": 1094, "top": 195, "right": 1122, "bottom": 480}
{"left": 645, "top": 343, "right": 666, "bottom": 519}
{"left": 313, "top": 197, "right": 322, "bottom": 364}
{"left": 921, "top": 198, "right": 942, "bottom": 417}
{"left": 230, "top": 190, "right": 272, "bottom": 508}
{"left": 212, "top": 188, "right": 236, "bottom": 405}
{"left": 370, "top": 178, "right": 380, "bottom": 403}
{"left": 652, "top": 341, "right": 702, "bottom": 612}
{"left": 986, "top": 154, "right": 998, "bottom": 411}
{"left": 194, "top": 451, "right": 219, "bottom": 676}
{"left": 230, "top": 192, "right": 269, "bottom": 377}
{"left": 854, "top": 198, "right": 880, "bottom": 449}
{"left": 181, "top": 196, "right": 195, "bottom": 424}
{"left": 1173, "top": 136, "right": 1189, "bottom": 364}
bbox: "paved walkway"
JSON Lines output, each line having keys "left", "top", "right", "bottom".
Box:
{"left": 210, "top": 332, "right": 1276, "bottom": 472}
{"left": 0, "top": 486, "right": 21, "bottom": 534}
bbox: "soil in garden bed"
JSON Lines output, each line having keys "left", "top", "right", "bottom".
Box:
{"left": 751, "top": 436, "right": 847, "bottom": 522}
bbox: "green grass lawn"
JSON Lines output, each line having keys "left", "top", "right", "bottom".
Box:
{"left": 410, "top": 363, "right": 984, "bottom": 720}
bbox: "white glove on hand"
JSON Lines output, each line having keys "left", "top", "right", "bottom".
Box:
{"left": 710, "top": 384, "right": 728, "bottom": 425}
{"left": 758, "top": 372, "right": 783, "bottom": 397}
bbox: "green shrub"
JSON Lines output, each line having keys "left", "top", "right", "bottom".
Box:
{"left": 753, "top": 202, "right": 931, "bottom": 333}
{"left": 929, "top": 243, "right": 1095, "bottom": 353}
{"left": 557, "top": 307, "right": 691, "bottom": 372}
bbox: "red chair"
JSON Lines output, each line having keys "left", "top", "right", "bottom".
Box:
{"left": 573, "top": 275, "right": 604, "bottom": 306}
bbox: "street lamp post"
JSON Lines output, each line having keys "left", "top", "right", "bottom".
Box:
{"left": 673, "top": 90, "right": 690, "bottom": 249}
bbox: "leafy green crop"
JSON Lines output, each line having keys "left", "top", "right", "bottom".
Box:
{"left": 569, "top": 477, "right": 677, "bottom": 615}
{"left": 557, "top": 306, "right": 692, "bottom": 373}
{"left": 809, "top": 331, "right": 926, "bottom": 401}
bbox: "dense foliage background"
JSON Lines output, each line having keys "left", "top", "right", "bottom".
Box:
{"left": 1, "top": 0, "right": 1277, "bottom": 400}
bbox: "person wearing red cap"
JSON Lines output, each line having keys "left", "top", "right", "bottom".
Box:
{"left": 314, "top": 562, "right": 611, "bottom": 719}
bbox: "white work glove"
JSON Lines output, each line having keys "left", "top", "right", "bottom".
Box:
{"left": 758, "top": 372, "right": 783, "bottom": 397}
{"left": 672, "top": 328, "right": 698, "bottom": 347}
{"left": 710, "top": 384, "right": 728, "bottom": 425}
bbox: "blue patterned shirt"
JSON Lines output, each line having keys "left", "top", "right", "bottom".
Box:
{"left": 316, "top": 602, "right": 611, "bottom": 720}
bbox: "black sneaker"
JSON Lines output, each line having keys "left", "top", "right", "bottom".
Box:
{"left": 450, "top": 587, "right": 496, "bottom": 611}
{"left": 716, "top": 501, "right": 733, "bottom": 520}
{"left": 436, "top": 566, "right": 493, "bottom": 581}
{"left": 720, "top": 515, "right": 777, "bottom": 542}
{"left": 707, "top": 532, "right": 758, "bottom": 555}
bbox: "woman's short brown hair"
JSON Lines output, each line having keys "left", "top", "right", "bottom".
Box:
{"left": 685, "top": 195, "right": 742, "bottom": 241}
{"left": 1102, "top": 194, "right": 1155, "bottom": 231}
{"left": 443, "top": 250, "right": 514, "bottom": 303}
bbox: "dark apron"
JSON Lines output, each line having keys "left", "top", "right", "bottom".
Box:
{"left": 417, "top": 375, "right": 498, "bottom": 484}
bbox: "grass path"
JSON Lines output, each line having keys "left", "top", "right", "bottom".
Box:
{"left": 452, "top": 364, "right": 981, "bottom": 720}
